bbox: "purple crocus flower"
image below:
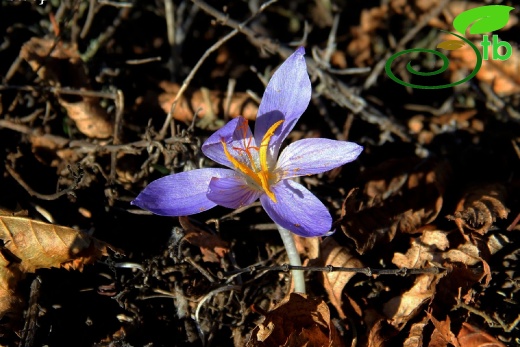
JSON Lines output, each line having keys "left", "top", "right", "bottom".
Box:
{"left": 132, "top": 47, "right": 363, "bottom": 237}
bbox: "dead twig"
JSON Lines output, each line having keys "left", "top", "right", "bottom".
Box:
{"left": 158, "top": 0, "right": 278, "bottom": 140}
{"left": 5, "top": 164, "right": 82, "bottom": 201}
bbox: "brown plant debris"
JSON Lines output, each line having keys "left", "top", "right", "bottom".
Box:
{"left": 178, "top": 216, "right": 229, "bottom": 263}
{"left": 158, "top": 81, "right": 259, "bottom": 123}
{"left": 448, "top": 183, "right": 509, "bottom": 236}
{"left": 246, "top": 292, "right": 344, "bottom": 347}
{"left": 457, "top": 322, "right": 507, "bottom": 347}
{"left": 339, "top": 157, "right": 450, "bottom": 254}
{"left": 315, "top": 237, "right": 363, "bottom": 319}
{"left": 383, "top": 274, "right": 439, "bottom": 330}
{"left": 0, "top": 209, "right": 116, "bottom": 322}
{"left": 20, "top": 37, "right": 114, "bottom": 138}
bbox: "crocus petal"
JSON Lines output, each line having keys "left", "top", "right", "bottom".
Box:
{"left": 207, "top": 176, "right": 262, "bottom": 209}
{"left": 254, "top": 47, "right": 311, "bottom": 160}
{"left": 202, "top": 116, "right": 258, "bottom": 169}
{"left": 131, "top": 168, "right": 236, "bottom": 216}
{"left": 260, "top": 179, "right": 332, "bottom": 237}
{"left": 276, "top": 138, "right": 363, "bottom": 179}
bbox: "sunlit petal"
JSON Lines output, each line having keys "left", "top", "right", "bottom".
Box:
{"left": 260, "top": 179, "right": 332, "bottom": 237}
{"left": 131, "top": 168, "right": 235, "bottom": 216}
{"left": 254, "top": 47, "right": 311, "bottom": 161}
{"left": 276, "top": 138, "right": 363, "bottom": 179}
{"left": 207, "top": 176, "right": 262, "bottom": 209}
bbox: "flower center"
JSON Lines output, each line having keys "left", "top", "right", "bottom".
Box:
{"left": 220, "top": 120, "right": 284, "bottom": 203}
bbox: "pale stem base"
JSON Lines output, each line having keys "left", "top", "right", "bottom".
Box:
{"left": 277, "top": 225, "right": 306, "bottom": 294}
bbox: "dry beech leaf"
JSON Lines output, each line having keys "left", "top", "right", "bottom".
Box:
{"left": 448, "top": 183, "right": 509, "bottom": 236}
{"left": 158, "top": 81, "right": 259, "bottom": 123}
{"left": 427, "top": 313, "right": 460, "bottom": 347}
{"left": 383, "top": 274, "right": 438, "bottom": 330}
{"left": 314, "top": 237, "right": 363, "bottom": 319}
{"left": 446, "top": 34, "right": 520, "bottom": 95}
{"left": 457, "top": 322, "right": 506, "bottom": 347}
{"left": 178, "top": 216, "right": 229, "bottom": 263}
{"left": 246, "top": 293, "right": 344, "bottom": 347}
{"left": 339, "top": 158, "right": 449, "bottom": 254}
{"left": 0, "top": 213, "right": 113, "bottom": 273}
{"left": 20, "top": 37, "right": 113, "bottom": 138}
{"left": 0, "top": 211, "right": 116, "bottom": 321}
{"left": 393, "top": 228, "right": 449, "bottom": 268}
{"left": 403, "top": 316, "right": 429, "bottom": 347}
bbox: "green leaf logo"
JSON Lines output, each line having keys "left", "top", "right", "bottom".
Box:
{"left": 453, "top": 5, "right": 514, "bottom": 35}
{"left": 436, "top": 40, "right": 465, "bottom": 50}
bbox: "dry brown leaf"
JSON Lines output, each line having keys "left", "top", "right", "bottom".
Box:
{"left": 393, "top": 228, "right": 449, "bottom": 268}
{"left": 427, "top": 313, "right": 460, "bottom": 347}
{"left": 403, "top": 316, "right": 429, "bottom": 347}
{"left": 0, "top": 211, "right": 116, "bottom": 323}
{"left": 448, "top": 183, "right": 509, "bottom": 236}
{"left": 246, "top": 293, "right": 344, "bottom": 347}
{"left": 158, "top": 81, "right": 259, "bottom": 122}
{"left": 316, "top": 237, "right": 363, "bottom": 319}
{"left": 20, "top": 37, "right": 113, "bottom": 138}
{"left": 457, "top": 322, "right": 506, "bottom": 347}
{"left": 339, "top": 158, "right": 449, "bottom": 254}
{"left": 178, "top": 216, "right": 229, "bottom": 263}
{"left": 383, "top": 274, "right": 438, "bottom": 330}
{"left": 0, "top": 213, "right": 113, "bottom": 272}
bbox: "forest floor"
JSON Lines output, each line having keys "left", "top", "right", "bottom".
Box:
{"left": 0, "top": 0, "right": 519, "bottom": 346}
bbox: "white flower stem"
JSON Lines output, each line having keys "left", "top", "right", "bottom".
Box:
{"left": 276, "top": 225, "right": 306, "bottom": 294}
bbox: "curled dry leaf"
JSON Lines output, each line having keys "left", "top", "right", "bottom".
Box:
{"left": 457, "top": 322, "right": 507, "bottom": 347}
{"left": 383, "top": 274, "right": 439, "bottom": 330}
{"left": 246, "top": 293, "right": 344, "bottom": 347}
{"left": 20, "top": 37, "right": 113, "bottom": 138}
{"left": 314, "top": 237, "right": 363, "bottom": 319}
{"left": 339, "top": 158, "right": 449, "bottom": 254}
{"left": 393, "top": 228, "right": 450, "bottom": 269}
{"left": 178, "top": 216, "right": 229, "bottom": 263}
{"left": 447, "top": 183, "right": 509, "bottom": 236}
{"left": 158, "top": 81, "right": 259, "bottom": 123}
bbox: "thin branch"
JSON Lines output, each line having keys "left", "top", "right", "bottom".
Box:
{"left": 157, "top": 0, "right": 278, "bottom": 140}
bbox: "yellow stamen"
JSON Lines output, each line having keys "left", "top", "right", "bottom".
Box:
{"left": 221, "top": 139, "right": 262, "bottom": 187}
{"left": 220, "top": 120, "right": 284, "bottom": 203}
{"left": 259, "top": 120, "right": 284, "bottom": 172}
